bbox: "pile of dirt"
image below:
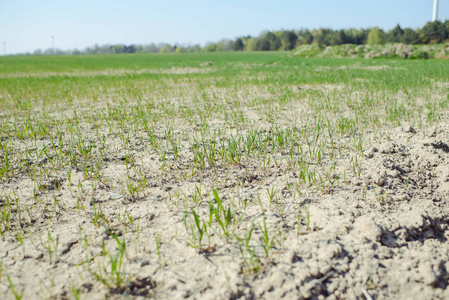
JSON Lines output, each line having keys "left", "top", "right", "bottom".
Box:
{"left": 291, "top": 43, "right": 449, "bottom": 60}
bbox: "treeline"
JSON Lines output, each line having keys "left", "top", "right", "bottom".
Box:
{"left": 30, "top": 43, "right": 202, "bottom": 56}
{"left": 215, "top": 20, "right": 449, "bottom": 52}
{"left": 24, "top": 20, "right": 449, "bottom": 55}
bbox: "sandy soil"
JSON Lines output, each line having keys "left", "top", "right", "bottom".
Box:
{"left": 1, "top": 82, "right": 449, "bottom": 300}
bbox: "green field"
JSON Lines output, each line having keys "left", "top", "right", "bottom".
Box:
{"left": 1, "top": 53, "right": 449, "bottom": 299}
{"left": 1, "top": 52, "right": 448, "bottom": 113}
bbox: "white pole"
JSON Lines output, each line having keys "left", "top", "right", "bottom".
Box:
{"left": 433, "top": 0, "right": 439, "bottom": 21}
{"left": 52, "top": 36, "right": 55, "bottom": 54}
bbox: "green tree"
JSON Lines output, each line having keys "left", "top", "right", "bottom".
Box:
{"left": 312, "top": 28, "right": 336, "bottom": 46}
{"left": 110, "top": 45, "right": 125, "bottom": 54}
{"left": 367, "top": 27, "right": 386, "bottom": 45}
{"left": 190, "top": 45, "right": 202, "bottom": 52}
{"left": 329, "top": 30, "right": 348, "bottom": 46}
{"left": 420, "top": 21, "right": 447, "bottom": 44}
{"left": 387, "top": 24, "right": 404, "bottom": 43}
{"left": 216, "top": 39, "right": 232, "bottom": 51}
{"left": 296, "top": 29, "right": 313, "bottom": 45}
{"left": 256, "top": 31, "right": 281, "bottom": 50}
{"left": 123, "top": 45, "right": 136, "bottom": 53}
{"left": 246, "top": 38, "right": 257, "bottom": 51}
{"left": 159, "top": 44, "right": 173, "bottom": 53}
{"left": 445, "top": 20, "right": 449, "bottom": 38}
{"left": 280, "top": 31, "right": 298, "bottom": 50}
{"left": 232, "top": 38, "right": 244, "bottom": 51}
{"left": 401, "top": 28, "right": 419, "bottom": 44}
{"left": 344, "top": 28, "right": 369, "bottom": 44}
{"left": 205, "top": 43, "right": 217, "bottom": 52}
{"left": 312, "top": 28, "right": 327, "bottom": 45}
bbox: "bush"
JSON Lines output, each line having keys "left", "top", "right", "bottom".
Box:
{"left": 367, "top": 27, "right": 386, "bottom": 45}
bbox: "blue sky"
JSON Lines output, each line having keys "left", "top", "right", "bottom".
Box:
{"left": 1, "top": 0, "right": 448, "bottom": 54}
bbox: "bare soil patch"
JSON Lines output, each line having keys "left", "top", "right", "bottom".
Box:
{"left": 1, "top": 59, "right": 449, "bottom": 299}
